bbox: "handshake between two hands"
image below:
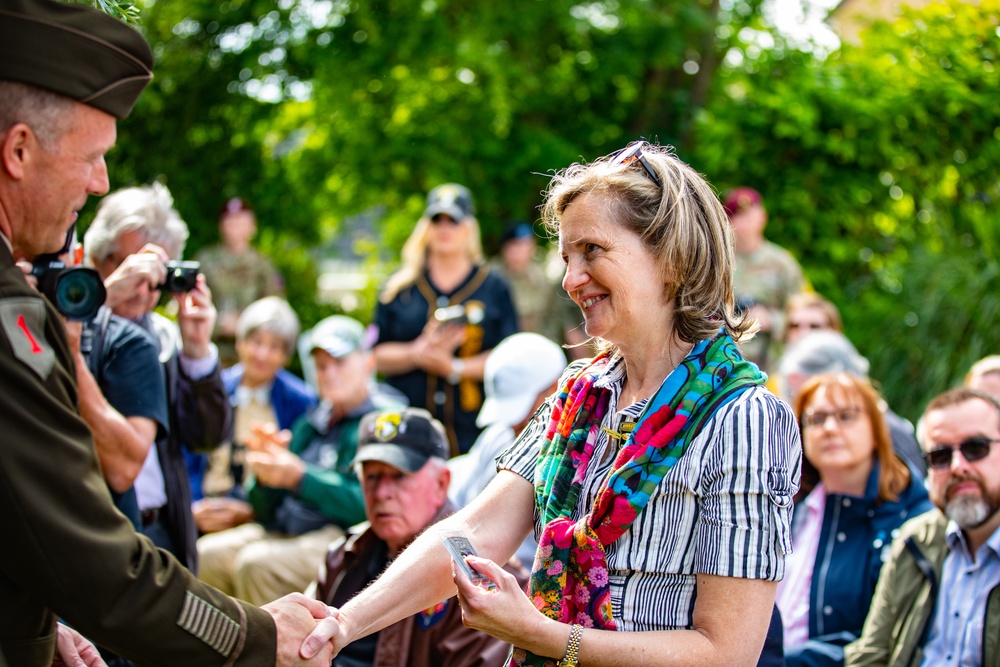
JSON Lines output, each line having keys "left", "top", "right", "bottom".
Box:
{"left": 53, "top": 593, "right": 347, "bottom": 667}
{"left": 262, "top": 592, "right": 345, "bottom": 666}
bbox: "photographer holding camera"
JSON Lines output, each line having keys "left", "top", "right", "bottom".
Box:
{"left": 83, "top": 182, "right": 233, "bottom": 573}
{"left": 17, "top": 228, "right": 168, "bottom": 542}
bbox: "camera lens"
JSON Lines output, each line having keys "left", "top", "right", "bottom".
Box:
{"left": 54, "top": 268, "right": 107, "bottom": 321}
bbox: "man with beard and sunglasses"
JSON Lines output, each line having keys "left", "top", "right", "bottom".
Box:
{"left": 846, "top": 387, "right": 1000, "bottom": 667}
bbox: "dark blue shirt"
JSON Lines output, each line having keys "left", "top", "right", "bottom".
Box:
{"left": 83, "top": 307, "right": 169, "bottom": 528}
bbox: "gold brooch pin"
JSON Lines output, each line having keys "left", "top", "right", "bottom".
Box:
{"left": 601, "top": 420, "right": 636, "bottom": 445}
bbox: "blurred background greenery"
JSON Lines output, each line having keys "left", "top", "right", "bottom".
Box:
{"left": 78, "top": 0, "right": 999, "bottom": 422}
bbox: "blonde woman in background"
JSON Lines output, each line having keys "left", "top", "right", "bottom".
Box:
{"left": 373, "top": 184, "right": 518, "bottom": 456}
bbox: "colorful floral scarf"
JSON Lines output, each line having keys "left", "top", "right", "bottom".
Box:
{"left": 511, "top": 333, "right": 764, "bottom": 667}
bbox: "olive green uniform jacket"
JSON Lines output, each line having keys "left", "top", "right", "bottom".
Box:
{"left": 844, "top": 511, "right": 1000, "bottom": 667}
{"left": 0, "top": 241, "right": 277, "bottom": 666}
{"left": 733, "top": 239, "right": 804, "bottom": 374}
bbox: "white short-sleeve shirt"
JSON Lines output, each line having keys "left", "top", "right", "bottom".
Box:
{"left": 498, "top": 355, "right": 802, "bottom": 631}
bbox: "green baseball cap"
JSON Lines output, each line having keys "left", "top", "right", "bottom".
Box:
{"left": 308, "top": 315, "right": 367, "bottom": 359}
{"left": 0, "top": 0, "right": 153, "bottom": 119}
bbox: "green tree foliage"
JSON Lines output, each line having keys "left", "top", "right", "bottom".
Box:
{"left": 103, "top": 0, "right": 772, "bottom": 329}
{"left": 281, "top": 0, "right": 766, "bottom": 249}
{"left": 109, "top": 0, "right": 769, "bottom": 247}
{"left": 104, "top": 0, "right": 999, "bottom": 418}
{"left": 73, "top": 0, "right": 141, "bottom": 25}
{"left": 102, "top": 1, "right": 337, "bottom": 326}
{"left": 695, "top": 0, "right": 1000, "bottom": 418}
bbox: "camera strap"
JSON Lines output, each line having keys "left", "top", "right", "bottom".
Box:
{"left": 82, "top": 306, "right": 113, "bottom": 380}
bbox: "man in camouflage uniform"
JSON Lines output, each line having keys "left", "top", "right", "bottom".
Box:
{"left": 490, "top": 221, "right": 554, "bottom": 336}
{"left": 196, "top": 197, "right": 283, "bottom": 367}
{"left": 0, "top": 1, "right": 335, "bottom": 664}
{"left": 724, "top": 187, "right": 805, "bottom": 374}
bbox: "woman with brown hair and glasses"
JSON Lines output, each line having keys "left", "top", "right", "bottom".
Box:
{"left": 300, "top": 143, "right": 801, "bottom": 667}
{"left": 778, "top": 372, "right": 932, "bottom": 667}
{"left": 373, "top": 184, "right": 518, "bottom": 457}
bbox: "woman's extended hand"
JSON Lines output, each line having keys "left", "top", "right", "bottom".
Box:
{"left": 453, "top": 555, "right": 545, "bottom": 648}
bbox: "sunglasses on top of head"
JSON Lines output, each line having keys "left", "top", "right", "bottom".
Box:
{"left": 925, "top": 436, "right": 1000, "bottom": 470}
{"left": 610, "top": 141, "right": 662, "bottom": 187}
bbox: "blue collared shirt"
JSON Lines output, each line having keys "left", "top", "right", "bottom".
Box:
{"left": 921, "top": 520, "right": 1000, "bottom": 666}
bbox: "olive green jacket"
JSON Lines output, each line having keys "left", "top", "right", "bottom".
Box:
{"left": 0, "top": 242, "right": 277, "bottom": 666}
{"left": 844, "top": 511, "right": 1000, "bottom": 667}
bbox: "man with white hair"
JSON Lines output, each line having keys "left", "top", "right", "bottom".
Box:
{"left": 846, "top": 387, "right": 1000, "bottom": 666}
{"left": 83, "top": 182, "right": 233, "bottom": 572}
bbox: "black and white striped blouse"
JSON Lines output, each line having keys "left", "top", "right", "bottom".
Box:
{"left": 498, "top": 355, "right": 802, "bottom": 632}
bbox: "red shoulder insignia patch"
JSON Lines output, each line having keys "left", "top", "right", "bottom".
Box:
{"left": 0, "top": 298, "right": 55, "bottom": 379}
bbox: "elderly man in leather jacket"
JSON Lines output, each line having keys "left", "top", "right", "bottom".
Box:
{"left": 313, "top": 407, "right": 520, "bottom": 667}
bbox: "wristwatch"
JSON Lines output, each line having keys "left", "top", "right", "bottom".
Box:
{"left": 560, "top": 624, "right": 583, "bottom": 667}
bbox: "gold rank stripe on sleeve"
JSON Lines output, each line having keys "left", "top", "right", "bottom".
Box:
{"left": 176, "top": 591, "right": 241, "bottom": 658}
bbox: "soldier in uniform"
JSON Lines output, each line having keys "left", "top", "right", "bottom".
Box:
{"left": 0, "top": 0, "right": 336, "bottom": 664}
{"left": 195, "top": 197, "right": 284, "bottom": 367}
{"left": 724, "top": 186, "right": 805, "bottom": 374}
{"left": 489, "top": 220, "right": 554, "bottom": 336}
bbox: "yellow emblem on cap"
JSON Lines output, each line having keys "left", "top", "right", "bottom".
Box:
{"left": 436, "top": 185, "right": 461, "bottom": 206}
{"left": 372, "top": 412, "right": 402, "bottom": 441}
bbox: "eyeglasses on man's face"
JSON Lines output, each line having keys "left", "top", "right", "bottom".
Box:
{"left": 802, "top": 406, "right": 863, "bottom": 429}
{"left": 925, "top": 436, "right": 1000, "bottom": 470}
{"left": 610, "top": 141, "right": 662, "bottom": 187}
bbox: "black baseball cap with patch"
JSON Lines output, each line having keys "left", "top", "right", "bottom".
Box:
{"left": 355, "top": 407, "right": 450, "bottom": 473}
{"left": 423, "top": 183, "right": 474, "bottom": 221}
{"left": 0, "top": 0, "right": 153, "bottom": 120}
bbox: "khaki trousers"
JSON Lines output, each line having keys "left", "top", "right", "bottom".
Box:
{"left": 197, "top": 523, "right": 344, "bottom": 606}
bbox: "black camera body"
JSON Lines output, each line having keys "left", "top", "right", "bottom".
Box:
{"left": 158, "top": 261, "right": 200, "bottom": 293}
{"left": 30, "top": 256, "right": 107, "bottom": 321}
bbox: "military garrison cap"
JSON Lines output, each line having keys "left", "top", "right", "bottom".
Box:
{"left": 0, "top": 0, "right": 153, "bottom": 119}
